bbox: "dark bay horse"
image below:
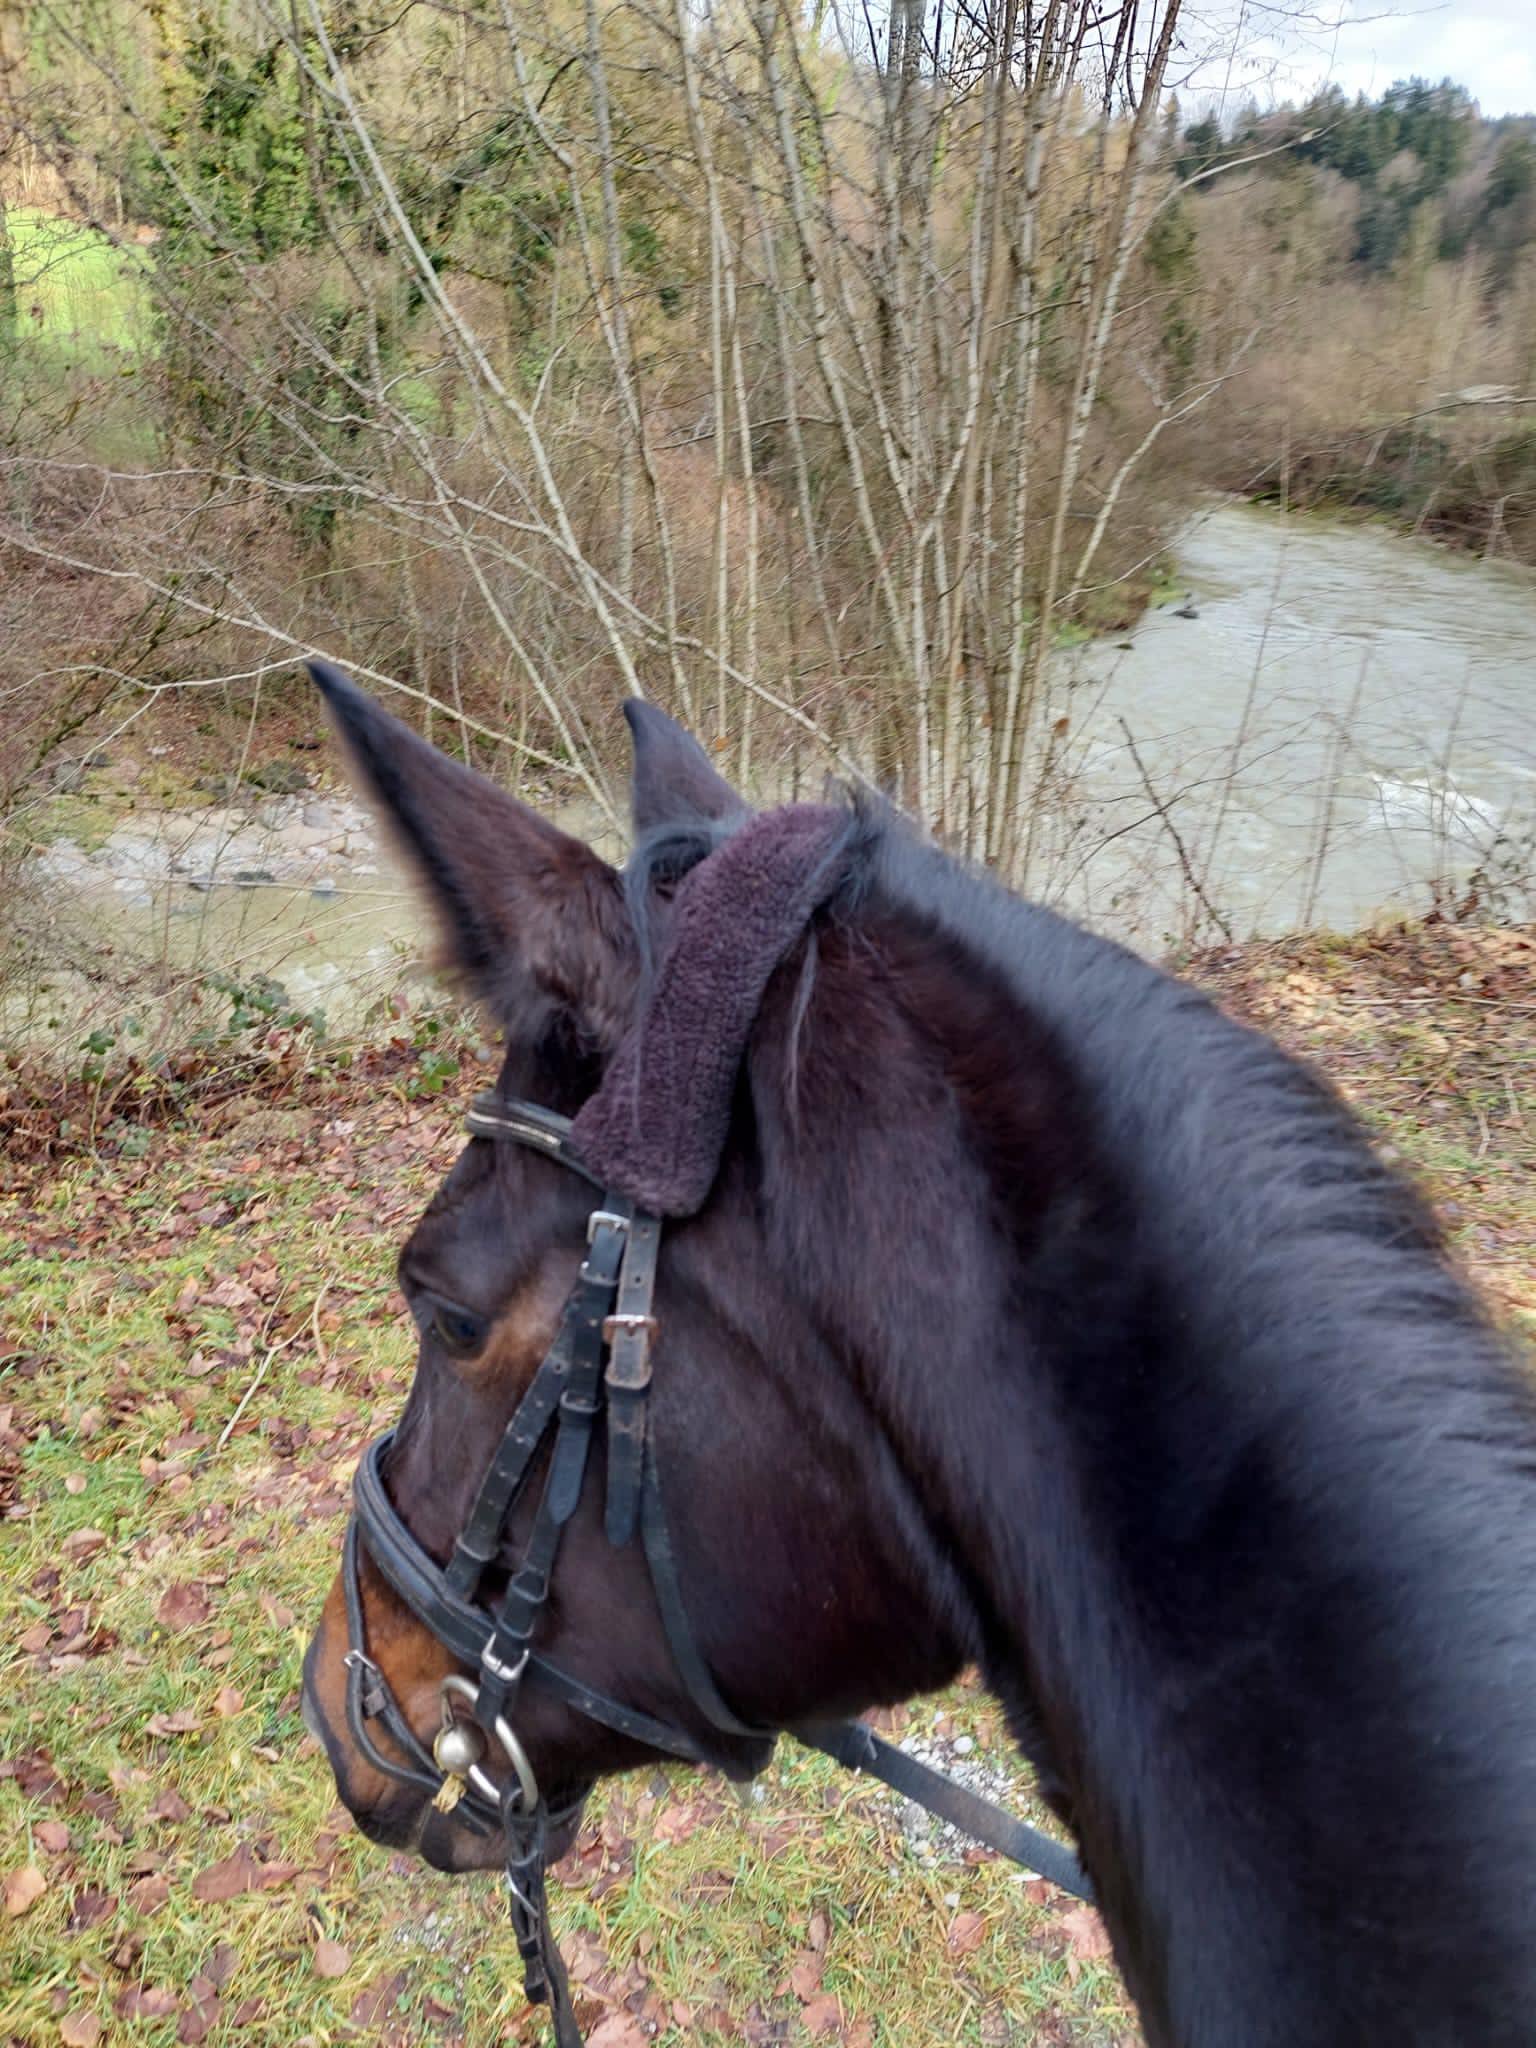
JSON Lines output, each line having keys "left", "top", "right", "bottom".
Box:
{"left": 300, "top": 661, "right": 1536, "bottom": 2046}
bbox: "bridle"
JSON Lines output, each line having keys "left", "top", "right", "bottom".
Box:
{"left": 342, "top": 1089, "right": 1092, "bottom": 2047}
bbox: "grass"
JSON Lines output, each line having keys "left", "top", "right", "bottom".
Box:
{"left": 2, "top": 921, "right": 1531, "bottom": 2048}
{"left": 7, "top": 208, "right": 152, "bottom": 366}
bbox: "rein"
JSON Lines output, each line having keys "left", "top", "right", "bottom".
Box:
{"left": 343, "top": 1089, "right": 1092, "bottom": 2046}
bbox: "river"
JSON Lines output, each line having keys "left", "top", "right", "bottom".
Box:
{"left": 13, "top": 500, "right": 1534, "bottom": 1047}
{"left": 1044, "top": 499, "right": 1535, "bottom": 947}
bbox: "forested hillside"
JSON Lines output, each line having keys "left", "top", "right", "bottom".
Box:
{"left": 1167, "top": 79, "right": 1536, "bottom": 546}
{"left": 2, "top": 5, "right": 1533, "bottom": 864}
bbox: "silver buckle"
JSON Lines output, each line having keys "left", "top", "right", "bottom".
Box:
{"left": 480, "top": 1642, "right": 531, "bottom": 1686}
{"left": 603, "top": 1312, "right": 658, "bottom": 1341}
{"left": 586, "top": 1208, "right": 630, "bottom": 1244}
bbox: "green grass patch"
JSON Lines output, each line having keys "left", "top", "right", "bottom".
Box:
{"left": 6, "top": 207, "right": 152, "bottom": 365}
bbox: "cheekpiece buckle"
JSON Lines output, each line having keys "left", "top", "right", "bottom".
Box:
{"left": 586, "top": 1208, "right": 630, "bottom": 1245}
{"left": 603, "top": 1312, "right": 658, "bottom": 1344}
{"left": 481, "top": 1642, "right": 531, "bottom": 1687}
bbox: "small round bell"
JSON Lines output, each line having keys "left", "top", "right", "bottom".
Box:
{"left": 433, "top": 1718, "right": 486, "bottom": 1776}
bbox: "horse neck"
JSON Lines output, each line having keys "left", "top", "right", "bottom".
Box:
{"left": 752, "top": 901, "right": 1536, "bottom": 2048}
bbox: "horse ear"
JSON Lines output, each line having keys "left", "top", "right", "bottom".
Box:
{"left": 623, "top": 699, "right": 749, "bottom": 835}
{"left": 309, "top": 661, "right": 633, "bottom": 1047}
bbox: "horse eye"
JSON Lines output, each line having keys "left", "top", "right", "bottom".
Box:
{"left": 431, "top": 1304, "right": 489, "bottom": 1358}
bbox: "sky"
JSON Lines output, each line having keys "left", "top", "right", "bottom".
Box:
{"left": 1173, "top": 2, "right": 1536, "bottom": 120}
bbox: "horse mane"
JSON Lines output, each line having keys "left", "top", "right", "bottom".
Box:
{"left": 868, "top": 811, "right": 1532, "bottom": 1444}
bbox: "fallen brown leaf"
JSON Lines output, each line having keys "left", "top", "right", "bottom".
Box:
{"left": 800, "top": 1994, "right": 843, "bottom": 2037}
{"left": 313, "top": 1939, "right": 351, "bottom": 1979}
{"left": 349, "top": 1971, "right": 407, "bottom": 2027}
{"left": 789, "top": 1952, "right": 824, "bottom": 2001}
{"left": 4, "top": 1864, "right": 46, "bottom": 1916}
{"left": 35, "top": 1820, "right": 70, "bottom": 1854}
{"left": 130, "top": 1872, "right": 173, "bottom": 1913}
{"left": 214, "top": 1686, "right": 245, "bottom": 1718}
{"left": 177, "top": 1991, "right": 221, "bottom": 2045}
{"left": 58, "top": 2012, "right": 102, "bottom": 2047}
{"left": 947, "top": 1909, "right": 987, "bottom": 1957}
{"left": 190, "top": 1849, "right": 262, "bottom": 1902}
{"left": 652, "top": 1799, "right": 705, "bottom": 1845}
{"left": 587, "top": 2016, "right": 648, "bottom": 2048}
{"left": 115, "top": 1986, "right": 177, "bottom": 2021}
{"left": 145, "top": 1708, "right": 201, "bottom": 1737}
{"left": 67, "top": 1887, "right": 113, "bottom": 1931}
{"left": 1059, "top": 1904, "right": 1113, "bottom": 1961}
{"left": 157, "top": 1582, "right": 212, "bottom": 1632}
{"left": 205, "top": 1942, "right": 240, "bottom": 1990}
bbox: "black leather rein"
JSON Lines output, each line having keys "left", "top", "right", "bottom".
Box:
{"left": 341, "top": 1089, "right": 1091, "bottom": 2046}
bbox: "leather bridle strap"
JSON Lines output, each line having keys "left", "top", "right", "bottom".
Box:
{"left": 796, "top": 1719, "right": 1092, "bottom": 1898}
{"left": 351, "top": 1434, "right": 715, "bottom": 1765}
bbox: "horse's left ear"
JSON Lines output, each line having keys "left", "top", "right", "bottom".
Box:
{"left": 309, "top": 661, "right": 633, "bottom": 1048}
{"left": 624, "top": 699, "right": 748, "bottom": 835}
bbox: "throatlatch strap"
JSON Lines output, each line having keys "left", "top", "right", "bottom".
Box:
{"left": 640, "top": 1453, "right": 772, "bottom": 1743}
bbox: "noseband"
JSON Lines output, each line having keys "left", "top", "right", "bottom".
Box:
{"left": 342, "top": 1090, "right": 1090, "bottom": 2047}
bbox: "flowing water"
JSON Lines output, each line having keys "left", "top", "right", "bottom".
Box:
{"left": 1042, "top": 499, "right": 1536, "bottom": 946}
{"left": 13, "top": 500, "right": 1535, "bottom": 1050}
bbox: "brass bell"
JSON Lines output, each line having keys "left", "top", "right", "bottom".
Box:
{"left": 433, "top": 1717, "right": 486, "bottom": 1777}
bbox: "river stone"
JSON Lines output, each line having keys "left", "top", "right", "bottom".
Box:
{"left": 233, "top": 868, "right": 274, "bottom": 887}
{"left": 301, "top": 801, "right": 333, "bottom": 832}
{"left": 279, "top": 819, "right": 329, "bottom": 851}
{"left": 34, "top": 839, "right": 92, "bottom": 883}
{"left": 100, "top": 833, "right": 163, "bottom": 878}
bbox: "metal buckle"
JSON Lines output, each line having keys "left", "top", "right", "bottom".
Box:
{"left": 586, "top": 1208, "right": 630, "bottom": 1244}
{"left": 603, "top": 1312, "right": 659, "bottom": 1342}
{"left": 481, "top": 1642, "right": 531, "bottom": 1687}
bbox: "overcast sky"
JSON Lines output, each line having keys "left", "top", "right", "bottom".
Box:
{"left": 1173, "top": 2, "right": 1535, "bottom": 120}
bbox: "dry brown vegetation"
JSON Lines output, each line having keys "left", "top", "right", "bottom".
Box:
{"left": 3, "top": 0, "right": 1237, "bottom": 879}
